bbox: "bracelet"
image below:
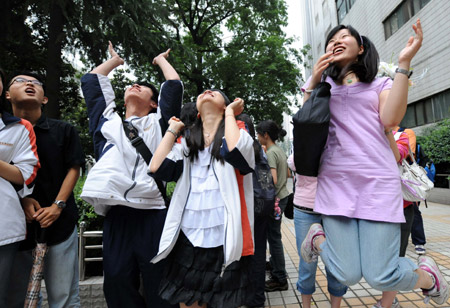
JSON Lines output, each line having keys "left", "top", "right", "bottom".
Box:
{"left": 395, "top": 67, "right": 413, "bottom": 78}
{"left": 384, "top": 130, "right": 392, "bottom": 135}
{"left": 225, "top": 114, "right": 235, "bottom": 118}
{"left": 166, "top": 128, "right": 178, "bottom": 138}
{"left": 304, "top": 88, "right": 314, "bottom": 93}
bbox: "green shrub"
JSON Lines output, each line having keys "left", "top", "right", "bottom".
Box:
{"left": 419, "top": 119, "right": 450, "bottom": 165}
{"left": 75, "top": 175, "right": 104, "bottom": 230}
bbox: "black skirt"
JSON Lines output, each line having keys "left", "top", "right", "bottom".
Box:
{"left": 159, "top": 232, "right": 250, "bottom": 308}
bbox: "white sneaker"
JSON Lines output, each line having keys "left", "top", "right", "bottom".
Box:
{"left": 372, "top": 297, "right": 400, "bottom": 308}
{"left": 415, "top": 245, "right": 426, "bottom": 255}
{"left": 418, "top": 255, "right": 449, "bottom": 305}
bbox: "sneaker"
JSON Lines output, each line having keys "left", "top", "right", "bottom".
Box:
{"left": 264, "top": 277, "right": 288, "bottom": 292}
{"left": 418, "top": 255, "right": 449, "bottom": 305}
{"left": 415, "top": 245, "right": 426, "bottom": 255}
{"left": 372, "top": 297, "right": 400, "bottom": 308}
{"left": 300, "top": 223, "right": 325, "bottom": 263}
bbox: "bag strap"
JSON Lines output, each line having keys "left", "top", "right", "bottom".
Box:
{"left": 123, "top": 120, "right": 169, "bottom": 207}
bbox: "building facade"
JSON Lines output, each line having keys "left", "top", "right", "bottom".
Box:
{"left": 300, "top": 0, "right": 450, "bottom": 131}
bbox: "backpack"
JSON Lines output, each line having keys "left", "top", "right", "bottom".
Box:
{"left": 252, "top": 147, "right": 276, "bottom": 216}
{"left": 416, "top": 144, "right": 436, "bottom": 182}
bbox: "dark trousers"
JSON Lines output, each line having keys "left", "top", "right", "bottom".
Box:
{"left": 246, "top": 213, "right": 270, "bottom": 307}
{"left": 267, "top": 196, "right": 289, "bottom": 282}
{"left": 102, "top": 206, "right": 176, "bottom": 308}
{"left": 399, "top": 205, "right": 415, "bottom": 257}
{"left": 411, "top": 202, "right": 426, "bottom": 245}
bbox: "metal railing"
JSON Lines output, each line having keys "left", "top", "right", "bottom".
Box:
{"left": 78, "top": 221, "right": 103, "bottom": 281}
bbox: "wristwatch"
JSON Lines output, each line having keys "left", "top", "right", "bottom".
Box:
{"left": 53, "top": 200, "right": 66, "bottom": 209}
{"left": 395, "top": 67, "right": 413, "bottom": 78}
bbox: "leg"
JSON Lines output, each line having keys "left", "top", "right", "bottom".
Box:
{"left": 6, "top": 249, "right": 34, "bottom": 308}
{"left": 136, "top": 209, "right": 176, "bottom": 308}
{"left": 399, "top": 205, "right": 414, "bottom": 257}
{"left": 103, "top": 207, "right": 145, "bottom": 308}
{"left": 359, "top": 220, "right": 419, "bottom": 291}
{"left": 0, "top": 242, "right": 20, "bottom": 307}
{"left": 293, "top": 209, "right": 321, "bottom": 300}
{"left": 266, "top": 197, "right": 288, "bottom": 283}
{"left": 319, "top": 216, "right": 362, "bottom": 286}
{"left": 411, "top": 202, "right": 426, "bottom": 254}
{"left": 44, "top": 226, "right": 81, "bottom": 308}
{"left": 245, "top": 211, "right": 269, "bottom": 306}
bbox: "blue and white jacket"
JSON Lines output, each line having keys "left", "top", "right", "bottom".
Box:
{"left": 80, "top": 73, "right": 183, "bottom": 215}
{"left": 150, "top": 125, "right": 255, "bottom": 268}
{"left": 0, "top": 112, "right": 39, "bottom": 246}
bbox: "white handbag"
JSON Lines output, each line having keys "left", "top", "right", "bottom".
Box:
{"left": 398, "top": 147, "right": 434, "bottom": 202}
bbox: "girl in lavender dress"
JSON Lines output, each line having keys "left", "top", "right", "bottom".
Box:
{"left": 300, "top": 19, "right": 449, "bottom": 306}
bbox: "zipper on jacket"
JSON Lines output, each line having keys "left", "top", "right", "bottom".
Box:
{"left": 123, "top": 152, "right": 140, "bottom": 201}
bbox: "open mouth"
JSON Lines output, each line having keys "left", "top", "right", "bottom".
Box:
{"left": 25, "top": 87, "right": 36, "bottom": 94}
{"left": 333, "top": 47, "right": 345, "bottom": 55}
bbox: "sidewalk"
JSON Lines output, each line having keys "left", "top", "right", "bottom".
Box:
{"left": 266, "top": 201, "right": 450, "bottom": 308}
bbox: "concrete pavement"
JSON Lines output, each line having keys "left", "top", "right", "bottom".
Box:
{"left": 264, "top": 201, "right": 450, "bottom": 308}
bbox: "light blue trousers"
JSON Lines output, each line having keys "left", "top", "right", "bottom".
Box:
{"left": 294, "top": 208, "right": 347, "bottom": 296}
{"left": 320, "top": 215, "right": 419, "bottom": 291}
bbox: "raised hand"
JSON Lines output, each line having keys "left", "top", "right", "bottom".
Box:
{"left": 308, "top": 51, "right": 334, "bottom": 90}
{"left": 398, "top": 19, "right": 423, "bottom": 66}
{"left": 153, "top": 49, "right": 171, "bottom": 65}
{"left": 108, "top": 41, "right": 124, "bottom": 65}
{"left": 168, "top": 116, "right": 185, "bottom": 134}
{"left": 226, "top": 98, "right": 244, "bottom": 117}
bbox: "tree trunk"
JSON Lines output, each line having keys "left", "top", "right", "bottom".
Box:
{"left": 45, "top": 1, "right": 66, "bottom": 119}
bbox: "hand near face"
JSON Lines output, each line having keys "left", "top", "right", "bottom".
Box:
{"left": 226, "top": 98, "right": 244, "bottom": 116}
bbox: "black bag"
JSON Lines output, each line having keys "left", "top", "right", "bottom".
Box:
{"left": 252, "top": 148, "right": 276, "bottom": 217}
{"left": 293, "top": 78, "right": 331, "bottom": 176}
{"left": 283, "top": 193, "right": 294, "bottom": 219}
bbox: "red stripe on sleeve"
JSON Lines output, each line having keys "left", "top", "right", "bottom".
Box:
{"left": 20, "top": 119, "right": 40, "bottom": 185}
{"left": 235, "top": 169, "right": 254, "bottom": 256}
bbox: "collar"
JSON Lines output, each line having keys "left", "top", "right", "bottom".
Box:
{"left": 34, "top": 114, "right": 50, "bottom": 130}
{"left": 1, "top": 111, "right": 22, "bottom": 126}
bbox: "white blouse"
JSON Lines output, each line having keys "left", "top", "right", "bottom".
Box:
{"left": 181, "top": 147, "right": 226, "bottom": 248}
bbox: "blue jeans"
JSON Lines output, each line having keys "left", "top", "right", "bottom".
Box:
{"left": 411, "top": 202, "right": 426, "bottom": 245}
{"left": 7, "top": 226, "right": 80, "bottom": 308}
{"left": 267, "top": 196, "right": 288, "bottom": 281}
{"left": 320, "top": 216, "right": 419, "bottom": 291}
{"left": 293, "top": 208, "right": 347, "bottom": 296}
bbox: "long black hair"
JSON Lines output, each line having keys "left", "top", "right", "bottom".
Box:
{"left": 256, "top": 120, "right": 286, "bottom": 143}
{"left": 236, "top": 113, "right": 262, "bottom": 163}
{"left": 0, "top": 68, "right": 5, "bottom": 112}
{"left": 324, "top": 25, "right": 379, "bottom": 83}
{"left": 185, "top": 89, "right": 231, "bottom": 163}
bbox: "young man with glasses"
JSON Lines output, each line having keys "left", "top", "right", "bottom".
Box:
{"left": 80, "top": 42, "right": 182, "bottom": 308}
{"left": 6, "top": 71, "right": 85, "bottom": 307}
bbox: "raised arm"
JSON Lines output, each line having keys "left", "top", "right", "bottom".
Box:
{"left": 224, "top": 98, "right": 244, "bottom": 151}
{"left": 152, "top": 49, "right": 180, "bottom": 81}
{"left": 379, "top": 19, "right": 423, "bottom": 128}
{"left": 90, "top": 41, "right": 124, "bottom": 76}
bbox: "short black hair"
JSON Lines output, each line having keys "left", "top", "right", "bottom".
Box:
{"left": 8, "top": 70, "right": 46, "bottom": 93}
{"left": 256, "top": 120, "right": 286, "bottom": 142}
{"left": 324, "top": 25, "right": 379, "bottom": 83}
{"left": 136, "top": 81, "right": 159, "bottom": 113}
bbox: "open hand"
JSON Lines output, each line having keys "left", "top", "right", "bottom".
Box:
{"left": 309, "top": 51, "right": 334, "bottom": 89}
{"left": 153, "top": 49, "right": 171, "bottom": 65}
{"left": 108, "top": 41, "right": 124, "bottom": 65}
{"left": 398, "top": 19, "right": 423, "bottom": 66}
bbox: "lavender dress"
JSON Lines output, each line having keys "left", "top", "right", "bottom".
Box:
{"left": 302, "top": 76, "right": 404, "bottom": 223}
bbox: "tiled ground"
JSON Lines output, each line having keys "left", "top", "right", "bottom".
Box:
{"left": 264, "top": 201, "right": 450, "bottom": 308}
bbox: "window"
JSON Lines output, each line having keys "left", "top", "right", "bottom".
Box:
{"left": 400, "top": 89, "right": 450, "bottom": 128}
{"left": 383, "top": 0, "right": 431, "bottom": 39}
{"left": 336, "top": 0, "right": 357, "bottom": 23}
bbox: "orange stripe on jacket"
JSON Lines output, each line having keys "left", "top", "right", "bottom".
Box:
{"left": 20, "top": 119, "right": 40, "bottom": 185}
{"left": 235, "top": 119, "right": 254, "bottom": 256}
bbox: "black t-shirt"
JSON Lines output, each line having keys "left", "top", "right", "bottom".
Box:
{"left": 23, "top": 115, "right": 85, "bottom": 247}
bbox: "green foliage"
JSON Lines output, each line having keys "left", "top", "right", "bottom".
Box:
{"left": 419, "top": 119, "right": 450, "bottom": 165}
{"left": 75, "top": 175, "right": 103, "bottom": 230}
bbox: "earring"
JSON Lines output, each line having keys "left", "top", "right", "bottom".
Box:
{"left": 197, "top": 113, "right": 201, "bottom": 119}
